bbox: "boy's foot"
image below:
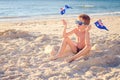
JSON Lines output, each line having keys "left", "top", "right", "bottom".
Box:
{"left": 50, "top": 49, "right": 56, "bottom": 56}
{"left": 49, "top": 56, "right": 58, "bottom": 61}
{"left": 66, "top": 57, "right": 75, "bottom": 63}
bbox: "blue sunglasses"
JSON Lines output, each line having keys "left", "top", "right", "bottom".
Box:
{"left": 75, "top": 20, "right": 84, "bottom": 25}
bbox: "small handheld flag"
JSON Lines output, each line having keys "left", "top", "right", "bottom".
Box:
{"left": 60, "top": 8, "right": 66, "bottom": 15}
{"left": 94, "top": 19, "right": 109, "bottom": 31}
{"left": 60, "top": 5, "right": 72, "bottom": 15}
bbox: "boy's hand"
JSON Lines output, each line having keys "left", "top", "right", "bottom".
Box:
{"left": 85, "top": 25, "right": 91, "bottom": 32}
{"left": 65, "top": 57, "right": 75, "bottom": 63}
{"left": 62, "top": 19, "right": 67, "bottom": 26}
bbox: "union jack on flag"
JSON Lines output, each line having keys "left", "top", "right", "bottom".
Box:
{"left": 94, "top": 19, "right": 109, "bottom": 31}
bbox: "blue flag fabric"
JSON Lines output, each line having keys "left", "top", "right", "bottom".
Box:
{"left": 60, "top": 5, "right": 72, "bottom": 15}
{"left": 60, "top": 8, "right": 66, "bottom": 15}
{"left": 94, "top": 20, "right": 109, "bottom": 31}
{"left": 65, "top": 5, "right": 72, "bottom": 9}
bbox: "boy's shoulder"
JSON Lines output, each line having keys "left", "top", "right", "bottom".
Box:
{"left": 73, "top": 28, "right": 78, "bottom": 32}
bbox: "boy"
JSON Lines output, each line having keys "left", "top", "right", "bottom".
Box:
{"left": 50, "top": 14, "right": 91, "bottom": 63}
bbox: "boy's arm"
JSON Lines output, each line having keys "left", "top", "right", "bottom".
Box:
{"left": 67, "top": 26, "right": 91, "bottom": 62}
{"left": 62, "top": 19, "right": 67, "bottom": 37}
{"left": 85, "top": 29, "right": 91, "bottom": 46}
{"left": 62, "top": 19, "right": 74, "bottom": 38}
{"left": 85, "top": 25, "right": 91, "bottom": 46}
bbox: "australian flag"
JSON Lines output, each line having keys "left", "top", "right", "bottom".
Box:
{"left": 94, "top": 19, "right": 109, "bottom": 31}
{"left": 60, "top": 5, "right": 72, "bottom": 15}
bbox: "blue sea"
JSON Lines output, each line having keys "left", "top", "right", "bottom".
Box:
{"left": 0, "top": 0, "right": 120, "bottom": 20}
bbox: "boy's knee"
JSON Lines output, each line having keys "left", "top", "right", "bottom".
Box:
{"left": 63, "top": 36, "right": 69, "bottom": 42}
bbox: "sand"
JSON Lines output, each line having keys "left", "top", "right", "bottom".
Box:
{"left": 0, "top": 15, "right": 120, "bottom": 80}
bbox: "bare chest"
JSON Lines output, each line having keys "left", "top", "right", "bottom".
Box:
{"left": 75, "top": 30, "right": 85, "bottom": 40}
{"left": 74, "top": 30, "right": 86, "bottom": 48}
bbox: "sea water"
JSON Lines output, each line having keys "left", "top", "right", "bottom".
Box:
{"left": 0, "top": 0, "right": 120, "bottom": 20}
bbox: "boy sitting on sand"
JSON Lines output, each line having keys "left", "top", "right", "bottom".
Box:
{"left": 50, "top": 14, "right": 91, "bottom": 63}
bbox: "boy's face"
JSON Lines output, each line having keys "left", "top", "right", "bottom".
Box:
{"left": 77, "top": 18, "right": 87, "bottom": 30}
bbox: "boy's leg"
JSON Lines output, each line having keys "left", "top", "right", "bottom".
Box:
{"left": 67, "top": 45, "right": 91, "bottom": 63}
{"left": 50, "top": 37, "right": 67, "bottom": 60}
{"left": 64, "top": 37, "right": 77, "bottom": 53}
{"left": 50, "top": 46, "right": 59, "bottom": 56}
{"left": 52, "top": 37, "right": 77, "bottom": 59}
{"left": 50, "top": 48, "right": 56, "bottom": 56}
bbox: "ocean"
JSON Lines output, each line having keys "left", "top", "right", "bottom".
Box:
{"left": 0, "top": 0, "right": 120, "bottom": 20}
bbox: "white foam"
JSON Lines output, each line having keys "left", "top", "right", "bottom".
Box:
{"left": 80, "top": 5, "right": 95, "bottom": 8}
{"left": 90, "top": 11, "right": 120, "bottom": 16}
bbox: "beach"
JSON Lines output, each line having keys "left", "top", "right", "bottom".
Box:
{"left": 0, "top": 15, "right": 120, "bottom": 80}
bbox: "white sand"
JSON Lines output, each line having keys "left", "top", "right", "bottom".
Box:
{"left": 0, "top": 15, "right": 120, "bottom": 80}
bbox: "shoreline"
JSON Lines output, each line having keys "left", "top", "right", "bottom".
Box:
{"left": 0, "top": 12, "right": 120, "bottom": 22}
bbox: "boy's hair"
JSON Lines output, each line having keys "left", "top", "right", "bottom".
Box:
{"left": 79, "top": 14, "right": 90, "bottom": 25}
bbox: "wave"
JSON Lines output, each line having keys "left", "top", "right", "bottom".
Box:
{"left": 90, "top": 11, "right": 120, "bottom": 16}
{"left": 80, "top": 5, "right": 95, "bottom": 8}
{"left": 0, "top": 16, "right": 30, "bottom": 19}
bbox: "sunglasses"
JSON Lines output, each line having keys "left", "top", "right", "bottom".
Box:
{"left": 75, "top": 20, "right": 84, "bottom": 25}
